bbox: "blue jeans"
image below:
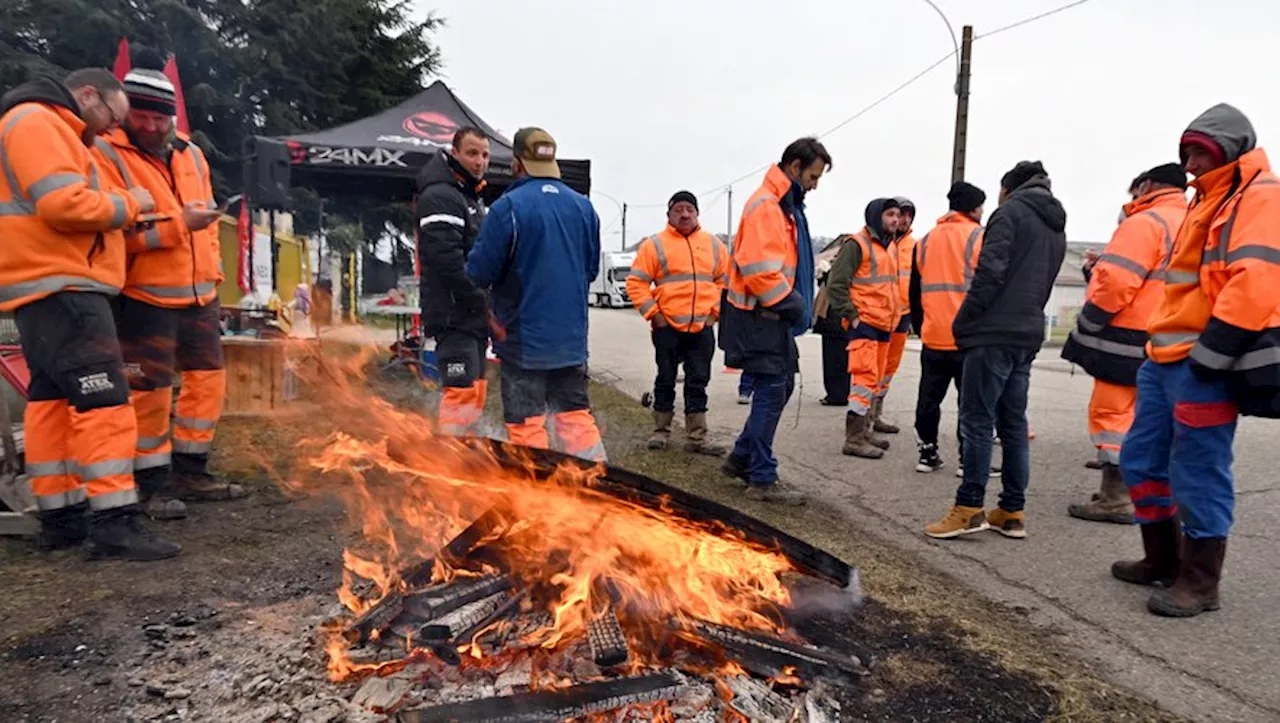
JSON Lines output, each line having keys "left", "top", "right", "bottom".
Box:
{"left": 731, "top": 373, "right": 793, "bottom": 485}
{"left": 738, "top": 372, "right": 754, "bottom": 397}
{"left": 1120, "top": 360, "right": 1237, "bottom": 539}
{"left": 956, "top": 345, "right": 1036, "bottom": 511}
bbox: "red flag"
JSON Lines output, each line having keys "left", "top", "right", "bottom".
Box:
{"left": 112, "top": 38, "right": 131, "bottom": 80}
{"left": 162, "top": 55, "right": 190, "bottom": 134}
{"left": 237, "top": 200, "right": 253, "bottom": 293}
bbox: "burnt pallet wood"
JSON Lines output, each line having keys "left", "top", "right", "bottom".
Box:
{"left": 398, "top": 672, "right": 683, "bottom": 723}
{"left": 452, "top": 590, "right": 525, "bottom": 647}
{"left": 345, "top": 592, "right": 405, "bottom": 644}
{"left": 692, "top": 620, "right": 869, "bottom": 678}
{"left": 587, "top": 604, "right": 629, "bottom": 668}
{"left": 468, "top": 438, "right": 855, "bottom": 589}
{"left": 400, "top": 507, "right": 513, "bottom": 588}
{"left": 416, "top": 591, "right": 512, "bottom": 642}
{"left": 402, "top": 574, "right": 513, "bottom": 623}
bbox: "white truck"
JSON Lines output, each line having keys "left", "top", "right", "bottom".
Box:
{"left": 588, "top": 250, "right": 637, "bottom": 308}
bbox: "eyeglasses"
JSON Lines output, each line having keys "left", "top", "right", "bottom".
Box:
{"left": 95, "top": 90, "right": 125, "bottom": 127}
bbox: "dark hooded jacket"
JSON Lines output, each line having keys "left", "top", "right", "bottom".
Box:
{"left": 415, "top": 149, "right": 487, "bottom": 338}
{"left": 952, "top": 175, "right": 1067, "bottom": 350}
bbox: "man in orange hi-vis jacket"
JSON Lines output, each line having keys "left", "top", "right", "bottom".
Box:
{"left": 92, "top": 51, "right": 243, "bottom": 521}
{"left": 627, "top": 191, "right": 730, "bottom": 455}
{"left": 0, "top": 68, "right": 180, "bottom": 561}
{"left": 874, "top": 196, "right": 916, "bottom": 437}
{"left": 1063, "top": 163, "right": 1187, "bottom": 526}
{"left": 719, "top": 138, "right": 831, "bottom": 505}
{"left": 1112, "top": 104, "right": 1280, "bottom": 618}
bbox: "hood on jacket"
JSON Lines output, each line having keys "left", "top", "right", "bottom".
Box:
{"left": 0, "top": 75, "right": 80, "bottom": 118}
{"left": 1184, "top": 103, "right": 1257, "bottom": 164}
{"left": 1007, "top": 175, "right": 1068, "bottom": 233}
{"left": 416, "top": 148, "right": 481, "bottom": 195}
{"left": 863, "top": 197, "right": 900, "bottom": 242}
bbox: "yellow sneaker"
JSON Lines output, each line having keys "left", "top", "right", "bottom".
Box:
{"left": 925, "top": 505, "right": 989, "bottom": 539}
{"left": 986, "top": 508, "right": 1027, "bottom": 539}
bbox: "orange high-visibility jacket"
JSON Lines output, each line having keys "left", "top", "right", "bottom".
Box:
{"left": 92, "top": 128, "right": 220, "bottom": 308}
{"left": 627, "top": 225, "right": 729, "bottom": 333}
{"left": 1149, "top": 148, "right": 1280, "bottom": 389}
{"left": 1063, "top": 188, "right": 1185, "bottom": 385}
{"left": 725, "top": 165, "right": 798, "bottom": 312}
{"left": 845, "top": 228, "right": 900, "bottom": 333}
{"left": 0, "top": 99, "right": 139, "bottom": 312}
{"left": 893, "top": 232, "right": 916, "bottom": 313}
{"left": 913, "top": 212, "right": 984, "bottom": 351}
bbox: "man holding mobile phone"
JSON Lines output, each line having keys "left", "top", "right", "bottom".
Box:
{"left": 91, "top": 48, "right": 242, "bottom": 522}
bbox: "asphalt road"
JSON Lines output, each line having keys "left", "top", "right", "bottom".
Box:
{"left": 586, "top": 307, "right": 1280, "bottom": 723}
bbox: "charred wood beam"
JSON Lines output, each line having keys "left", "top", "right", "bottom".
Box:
{"left": 402, "top": 574, "right": 513, "bottom": 623}
{"left": 401, "top": 507, "right": 513, "bottom": 588}
{"left": 454, "top": 590, "right": 526, "bottom": 647}
{"left": 417, "top": 591, "right": 513, "bottom": 642}
{"left": 398, "top": 672, "right": 683, "bottom": 723}
{"left": 587, "top": 604, "right": 629, "bottom": 668}
{"left": 692, "top": 620, "right": 868, "bottom": 678}
{"left": 344, "top": 593, "right": 405, "bottom": 645}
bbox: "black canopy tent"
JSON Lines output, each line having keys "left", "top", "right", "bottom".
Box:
{"left": 259, "top": 80, "right": 591, "bottom": 203}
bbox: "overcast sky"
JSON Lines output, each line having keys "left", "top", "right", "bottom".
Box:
{"left": 413, "top": 0, "right": 1279, "bottom": 249}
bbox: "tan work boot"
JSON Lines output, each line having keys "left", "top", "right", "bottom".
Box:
{"left": 841, "top": 412, "right": 884, "bottom": 459}
{"left": 683, "top": 413, "right": 727, "bottom": 457}
{"left": 871, "top": 398, "right": 900, "bottom": 434}
{"left": 647, "top": 411, "right": 674, "bottom": 450}
{"left": 1068, "top": 465, "right": 1135, "bottom": 524}
{"left": 866, "top": 400, "right": 891, "bottom": 449}
{"left": 986, "top": 508, "right": 1027, "bottom": 539}
{"left": 925, "top": 505, "right": 988, "bottom": 539}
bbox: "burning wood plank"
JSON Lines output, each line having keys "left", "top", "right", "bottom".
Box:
{"left": 587, "top": 604, "right": 629, "bottom": 668}
{"left": 398, "top": 672, "right": 684, "bottom": 723}
{"left": 344, "top": 592, "right": 405, "bottom": 644}
{"left": 402, "top": 574, "right": 513, "bottom": 623}
{"left": 417, "top": 591, "right": 513, "bottom": 642}
{"left": 693, "top": 620, "right": 868, "bottom": 679}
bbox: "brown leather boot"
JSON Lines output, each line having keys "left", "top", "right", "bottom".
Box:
{"left": 842, "top": 412, "right": 884, "bottom": 459}
{"left": 1068, "top": 465, "right": 1135, "bottom": 524}
{"left": 1147, "top": 537, "right": 1226, "bottom": 617}
{"left": 1112, "top": 517, "right": 1181, "bottom": 587}
{"left": 647, "top": 411, "right": 674, "bottom": 450}
{"left": 683, "top": 413, "right": 726, "bottom": 457}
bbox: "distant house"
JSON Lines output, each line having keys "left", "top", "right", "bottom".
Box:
{"left": 1044, "top": 240, "right": 1107, "bottom": 337}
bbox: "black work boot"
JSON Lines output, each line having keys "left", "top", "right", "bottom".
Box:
{"left": 135, "top": 467, "right": 187, "bottom": 521}
{"left": 1148, "top": 537, "right": 1226, "bottom": 617}
{"left": 36, "top": 502, "right": 89, "bottom": 551}
{"left": 721, "top": 453, "right": 749, "bottom": 483}
{"left": 1112, "top": 518, "right": 1181, "bottom": 587}
{"left": 83, "top": 505, "right": 182, "bottom": 562}
{"left": 173, "top": 453, "right": 247, "bottom": 502}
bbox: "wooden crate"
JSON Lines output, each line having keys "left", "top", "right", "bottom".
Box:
{"left": 222, "top": 337, "right": 291, "bottom": 417}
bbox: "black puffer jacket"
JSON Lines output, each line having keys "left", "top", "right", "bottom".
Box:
{"left": 953, "top": 175, "right": 1067, "bottom": 350}
{"left": 416, "top": 149, "right": 486, "bottom": 338}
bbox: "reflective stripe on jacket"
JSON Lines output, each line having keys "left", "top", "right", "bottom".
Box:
{"left": 1063, "top": 188, "right": 1185, "bottom": 385}
{"left": 0, "top": 101, "right": 137, "bottom": 311}
{"left": 915, "top": 213, "right": 983, "bottom": 351}
{"left": 91, "top": 129, "right": 220, "bottom": 308}
{"left": 894, "top": 232, "right": 916, "bottom": 309}
{"left": 626, "top": 225, "right": 728, "bottom": 333}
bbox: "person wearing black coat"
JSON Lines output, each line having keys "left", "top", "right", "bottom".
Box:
{"left": 416, "top": 128, "right": 491, "bottom": 435}
{"left": 926, "top": 161, "right": 1067, "bottom": 540}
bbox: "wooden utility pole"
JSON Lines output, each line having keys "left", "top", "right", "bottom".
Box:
{"left": 950, "top": 25, "right": 974, "bottom": 184}
{"left": 621, "top": 203, "right": 628, "bottom": 250}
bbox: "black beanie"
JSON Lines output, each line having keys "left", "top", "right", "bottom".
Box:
{"left": 668, "top": 190, "right": 698, "bottom": 212}
{"left": 1138, "top": 163, "right": 1189, "bottom": 190}
{"left": 1001, "top": 160, "right": 1047, "bottom": 192}
{"left": 947, "top": 181, "right": 986, "bottom": 213}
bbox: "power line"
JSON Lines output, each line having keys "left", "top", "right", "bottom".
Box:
{"left": 976, "top": 0, "right": 1097, "bottom": 39}
{"left": 623, "top": 0, "right": 1102, "bottom": 206}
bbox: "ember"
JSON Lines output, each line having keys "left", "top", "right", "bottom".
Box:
{"left": 288, "top": 353, "right": 864, "bottom": 719}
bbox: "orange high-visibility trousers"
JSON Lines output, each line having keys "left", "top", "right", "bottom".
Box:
{"left": 847, "top": 338, "right": 890, "bottom": 416}
{"left": 880, "top": 330, "right": 908, "bottom": 399}
{"left": 1088, "top": 379, "right": 1136, "bottom": 466}
{"left": 25, "top": 400, "right": 83, "bottom": 511}
{"left": 501, "top": 363, "right": 607, "bottom": 462}
{"left": 550, "top": 409, "right": 607, "bottom": 462}
{"left": 173, "top": 369, "right": 225, "bottom": 456}
{"left": 440, "top": 380, "right": 488, "bottom": 436}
